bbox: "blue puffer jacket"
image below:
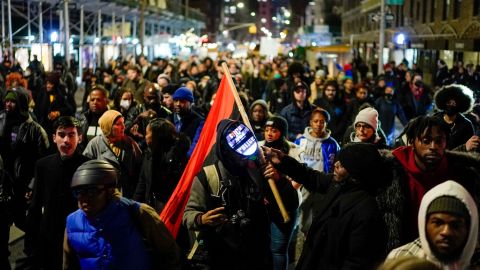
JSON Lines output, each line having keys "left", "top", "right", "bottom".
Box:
{"left": 66, "top": 197, "right": 151, "bottom": 270}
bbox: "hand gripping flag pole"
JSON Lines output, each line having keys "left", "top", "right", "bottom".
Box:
{"left": 221, "top": 62, "right": 290, "bottom": 223}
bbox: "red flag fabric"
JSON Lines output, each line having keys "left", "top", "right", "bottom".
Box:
{"left": 160, "top": 76, "right": 238, "bottom": 238}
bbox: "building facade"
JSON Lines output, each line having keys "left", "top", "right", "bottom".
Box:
{"left": 343, "top": 0, "right": 480, "bottom": 81}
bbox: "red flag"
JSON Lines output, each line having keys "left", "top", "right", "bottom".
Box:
{"left": 160, "top": 76, "right": 238, "bottom": 238}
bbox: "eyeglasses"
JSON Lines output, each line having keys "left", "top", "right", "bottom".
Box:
{"left": 354, "top": 123, "right": 373, "bottom": 130}
{"left": 72, "top": 186, "right": 106, "bottom": 199}
{"left": 294, "top": 88, "right": 307, "bottom": 93}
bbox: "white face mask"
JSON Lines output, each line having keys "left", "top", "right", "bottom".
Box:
{"left": 120, "top": 99, "right": 131, "bottom": 110}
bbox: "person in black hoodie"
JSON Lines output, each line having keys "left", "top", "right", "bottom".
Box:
{"left": 183, "top": 119, "right": 272, "bottom": 270}
{"left": 263, "top": 143, "right": 388, "bottom": 270}
{"left": 134, "top": 118, "right": 190, "bottom": 212}
{"left": 0, "top": 90, "right": 49, "bottom": 231}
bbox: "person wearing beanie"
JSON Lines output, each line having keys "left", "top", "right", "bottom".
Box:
{"left": 280, "top": 80, "right": 316, "bottom": 141}
{"left": 433, "top": 84, "right": 476, "bottom": 150}
{"left": 263, "top": 143, "right": 388, "bottom": 270}
{"left": 83, "top": 110, "right": 142, "bottom": 198}
{"left": 63, "top": 160, "right": 181, "bottom": 270}
{"left": 172, "top": 86, "right": 204, "bottom": 156}
{"left": 258, "top": 115, "right": 301, "bottom": 270}
{"left": 387, "top": 181, "right": 479, "bottom": 269}
{"left": 342, "top": 106, "right": 388, "bottom": 148}
{"left": 249, "top": 99, "right": 270, "bottom": 141}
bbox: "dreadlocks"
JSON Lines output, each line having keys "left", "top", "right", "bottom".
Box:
{"left": 405, "top": 116, "right": 450, "bottom": 145}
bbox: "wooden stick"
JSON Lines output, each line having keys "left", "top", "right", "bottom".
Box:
{"left": 221, "top": 62, "right": 290, "bottom": 223}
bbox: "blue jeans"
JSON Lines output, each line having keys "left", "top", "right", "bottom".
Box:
{"left": 270, "top": 211, "right": 298, "bottom": 270}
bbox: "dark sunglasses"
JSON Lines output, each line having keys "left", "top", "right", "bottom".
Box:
{"left": 294, "top": 88, "right": 307, "bottom": 93}
{"left": 72, "top": 186, "right": 106, "bottom": 199}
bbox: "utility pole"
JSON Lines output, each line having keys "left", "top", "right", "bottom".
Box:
{"left": 378, "top": 0, "right": 385, "bottom": 75}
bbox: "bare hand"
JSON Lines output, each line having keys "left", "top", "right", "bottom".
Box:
{"left": 201, "top": 207, "right": 227, "bottom": 227}
{"left": 263, "top": 163, "right": 280, "bottom": 181}
{"left": 130, "top": 124, "right": 143, "bottom": 138}
{"left": 466, "top": 135, "right": 480, "bottom": 151}
{"left": 261, "top": 146, "right": 285, "bottom": 165}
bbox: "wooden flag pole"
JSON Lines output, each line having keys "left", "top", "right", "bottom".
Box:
{"left": 221, "top": 62, "right": 290, "bottom": 223}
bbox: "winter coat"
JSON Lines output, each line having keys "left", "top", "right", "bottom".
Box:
{"left": 76, "top": 109, "right": 107, "bottom": 150}
{"left": 134, "top": 134, "right": 190, "bottom": 206}
{"left": 313, "top": 97, "right": 346, "bottom": 141}
{"left": 374, "top": 97, "right": 408, "bottom": 135}
{"left": 173, "top": 109, "right": 204, "bottom": 156}
{"left": 295, "top": 127, "right": 340, "bottom": 173}
{"left": 275, "top": 155, "right": 387, "bottom": 270}
{"left": 433, "top": 112, "right": 475, "bottom": 150}
{"left": 280, "top": 102, "right": 316, "bottom": 141}
{"left": 64, "top": 193, "right": 180, "bottom": 270}
{"left": 376, "top": 148, "right": 480, "bottom": 252}
{"left": 83, "top": 134, "right": 142, "bottom": 199}
{"left": 397, "top": 83, "right": 432, "bottom": 120}
{"left": 387, "top": 181, "right": 480, "bottom": 269}
{"left": 25, "top": 152, "right": 90, "bottom": 269}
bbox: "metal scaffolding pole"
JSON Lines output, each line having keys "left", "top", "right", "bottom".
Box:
{"left": 7, "top": 0, "right": 13, "bottom": 61}
{"left": 121, "top": 14, "right": 125, "bottom": 59}
{"left": 64, "top": 0, "right": 70, "bottom": 68}
{"left": 2, "top": 2, "right": 5, "bottom": 46}
{"left": 97, "top": 9, "right": 102, "bottom": 68}
{"left": 27, "top": 1, "right": 31, "bottom": 44}
{"left": 79, "top": 4, "right": 84, "bottom": 80}
{"left": 378, "top": 0, "right": 385, "bottom": 75}
{"left": 38, "top": 2, "right": 43, "bottom": 43}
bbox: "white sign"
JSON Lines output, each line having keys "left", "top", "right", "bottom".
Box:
{"left": 260, "top": 37, "right": 280, "bottom": 58}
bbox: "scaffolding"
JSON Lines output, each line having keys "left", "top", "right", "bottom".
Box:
{"left": 0, "top": 0, "right": 206, "bottom": 73}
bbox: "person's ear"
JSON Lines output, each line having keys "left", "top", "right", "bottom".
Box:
{"left": 52, "top": 134, "right": 56, "bottom": 143}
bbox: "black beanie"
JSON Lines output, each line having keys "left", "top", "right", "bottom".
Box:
{"left": 337, "top": 143, "right": 383, "bottom": 184}
{"left": 265, "top": 115, "right": 288, "bottom": 138}
{"left": 427, "top": 195, "right": 470, "bottom": 220}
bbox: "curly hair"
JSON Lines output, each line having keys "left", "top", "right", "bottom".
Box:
{"left": 434, "top": 84, "right": 474, "bottom": 113}
{"left": 6, "top": 72, "right": 28, "bottom": 90}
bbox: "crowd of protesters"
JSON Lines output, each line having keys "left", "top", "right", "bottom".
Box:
{"left": 0, "top": 51, "right": 479, "bottom": 270}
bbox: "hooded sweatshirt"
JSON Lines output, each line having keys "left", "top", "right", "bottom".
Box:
{"left": 392, "top": 146, "right": 453, "bottom": 236}
{"left": 295, "top": 127, "right": 340, "bottom": 173}
{"left": 387, "top": 180, "right": 479, "bottom": 270}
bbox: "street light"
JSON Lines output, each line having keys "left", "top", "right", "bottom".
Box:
{"left": 250, "top": 12, "right": 255, "bottom": 16}
{"left": 237, "top": 2, "right": 244, "bottom": 9}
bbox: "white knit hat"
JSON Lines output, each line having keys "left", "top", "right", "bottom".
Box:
{"left": 354, "top": 107, "right": 378, "bottom": 132}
